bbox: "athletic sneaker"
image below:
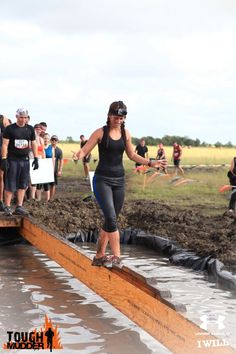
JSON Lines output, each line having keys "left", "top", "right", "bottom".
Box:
{"left": 4, "top": 206, "right": 13, "bottom": 216}
{"left": 223, "top": 209, "right": 235, "bottom": 218}
{"left": 91, "top": 256, "right": 106, "bottom": 266}
{"left": 13, "top": 206, "right": 29, "bottom": 216}
{"left": 103, "top": 255, "right": 122, "bottom": 268}
{"left": 0, "top": 201, "right": 5, "bottom": 212}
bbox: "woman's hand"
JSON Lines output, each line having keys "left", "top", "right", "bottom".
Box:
{"left": 150, "top": 159, "right": 168, "bottom": 168}
{"left": 71, "top": 151, "right": 78, "bottom": 163}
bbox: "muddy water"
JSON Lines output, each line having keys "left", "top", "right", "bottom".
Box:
{"left": 0, "top": 244, "right": 170, "bottom": 354}
{"left": 1, "top": 243, "right": 236, "bottom": 353}
{"left": 82, "top": 243, "right": 236, "bottom": 350}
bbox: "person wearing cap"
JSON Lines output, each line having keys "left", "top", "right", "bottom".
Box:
{"left": 75, "top": 100, "right": 167, "bottom": 268}
{"left": 0, "top": 108, "right": 39, "bottom": 216}
{"left": 172, "top": 142, "right": 184, "bottom": 176}
{"left": 49, "top": 135, "right": 63, "bottom": 200}
{"left": 0, "top": 114, "right": 11, "bottom": 211}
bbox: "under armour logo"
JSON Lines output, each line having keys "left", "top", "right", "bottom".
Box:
{"left": 200, "top": 314, "right": 225, "bottom": 331}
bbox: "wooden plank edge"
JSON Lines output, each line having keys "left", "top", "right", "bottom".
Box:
{"left": 19, "top": 217, "right": 236, "bottom": 354}
{"left": 0, "top": 215, "right": 23, "bottom": 228}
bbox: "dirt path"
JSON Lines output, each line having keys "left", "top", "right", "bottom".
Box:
{"left": 25, "top": 177, "right": 236, "bottom": 264}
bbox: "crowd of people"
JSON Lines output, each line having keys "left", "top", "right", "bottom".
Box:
{"left": 134, "top": 138, "right": 236, "bottom": 216}
{"left": 135, "top": 139, "right": 184, "bottom": 176}
{"left": 1, "top": 102, "right": 235, "bottom": 268}
{"left": 0, "top": 108, "right": 63, "bottom": 216}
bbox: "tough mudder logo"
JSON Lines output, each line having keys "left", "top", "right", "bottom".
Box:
{"left": 3, "top": 315, "right": 63, "bottom": 351}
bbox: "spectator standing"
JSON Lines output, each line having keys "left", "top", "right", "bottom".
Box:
{"left": 135, "top": 138, "right": 148, "bottom": 170}
{"left": 43, "top": 133, "right": 55, "bottom": 201}
{"left": 172, "top": 142, "right": 184, "bottom": 176}
{"left": 0, "top": 114, "right": 11, "bottom": 211}
{"left": 1, "top": 108, "right": 39, "bottom": 216}
{"left": 30, "top": 124, "right": 45, "bottom": 200}
{"left": 49, "top": 135, "right": 63, "bottom": 200}
{"left": 39, "top": 122, "right": 47, "bottom": 138}
{"left": 156, "top": 143, "right": 168, "bottom": 174}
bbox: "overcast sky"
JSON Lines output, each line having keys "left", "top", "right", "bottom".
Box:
{"left": 0, "top": 0, "right": 236, "bottom": 143}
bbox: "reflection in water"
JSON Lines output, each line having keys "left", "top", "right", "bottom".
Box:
{"left": 0, "top": 244, "right": 170, "bottom": 354}
{"left": 82, "top": 243, "right": 236, "bottom": 349}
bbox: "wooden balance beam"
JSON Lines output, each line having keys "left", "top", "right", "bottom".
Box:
{"left": 0, "top": 215, "right": 22, "bottom": 228}
{"left": 17, "top": 217, "right": 236, "bottom": 354}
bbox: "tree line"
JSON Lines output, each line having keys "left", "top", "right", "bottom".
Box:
{"left": 63, "top": 135, "right": 234, "bottom": 147}
{"left": 131, "top": 135, "right": 234, "bottom": 148}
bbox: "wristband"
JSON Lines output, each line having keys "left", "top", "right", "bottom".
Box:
{"left": 148, "top": 159, "right": 152, "bottom": 167}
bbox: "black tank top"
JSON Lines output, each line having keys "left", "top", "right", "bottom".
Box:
{"left": 157, "top": 148, "right": 165, "bottom": 159}
{"left": 95, "top": 126, "right": 125, "bottom": 178}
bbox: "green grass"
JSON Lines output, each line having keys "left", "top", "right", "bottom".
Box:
{"left": 59, "top": 143, "right": 235, "bottom": 165}
{"left": 59, "top": 144, "right": 233, "bottom": 215}
{"left": 125, "top": 168, "right": 228, "bottom": 212}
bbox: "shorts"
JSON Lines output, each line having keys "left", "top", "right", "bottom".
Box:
{"left": 135, "top": 163, "right": 142, "bottom": 168}
{"left": 49, "top": 172, "right": 58, "bottom": 186}
{"left": 4, "top": 159, "right": 30, "bottom": 192}
{"left": 83, "top": 154, "right": 91, "bottom": 164}
{"left": 31, "top": 183, "right": 42, "bottom": 190}
{"left": 174, "top": 159, "right": 181, "bottom": 167}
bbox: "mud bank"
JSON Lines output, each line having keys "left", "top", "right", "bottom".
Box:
{"left": 24, "top": 177, "right": 236, "bottom": 264}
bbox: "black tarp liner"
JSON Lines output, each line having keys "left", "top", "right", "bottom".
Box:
{"left": 1, "top": 226, "right": 235, "bottom": 290}
{"left": 0, "top": 228, "right": 24, "bottom": 246}
{"left": 66, "top": 228, "right": 236, "bottom": 291}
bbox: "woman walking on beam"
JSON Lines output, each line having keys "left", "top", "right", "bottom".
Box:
{"left": 75, "top": 100, "right": 167, "bottom": 267}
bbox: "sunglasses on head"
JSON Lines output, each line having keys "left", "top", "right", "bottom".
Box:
{"left": 110, "top": 108, "right": 127, "bottom": 117}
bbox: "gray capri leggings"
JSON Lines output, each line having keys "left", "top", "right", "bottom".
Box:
{"left": 93, "top": 175, "right": 125, "bottom": 232}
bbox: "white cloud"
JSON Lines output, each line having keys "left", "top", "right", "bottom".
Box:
{"left": 0, "top": 0, "right": 236, "bottom": 143}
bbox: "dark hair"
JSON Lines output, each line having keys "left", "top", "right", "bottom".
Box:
{"left": 108, "top": 101, "right": 127, "bottom": 117}
{"left": 106, "top": 101, "right": 127, "bottom": 148}
{"left": 39, "top": 122, "right": 47, "bottom": 127}
{"left": 80, "top": 135, "right": 85, "bottom": 139}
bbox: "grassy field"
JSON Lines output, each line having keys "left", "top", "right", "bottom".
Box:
{"left": 58, "top": 144, "right": 235, "bottom": 214}
{"left": 60, "top": 143, "right": 235, "bottom": 165}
